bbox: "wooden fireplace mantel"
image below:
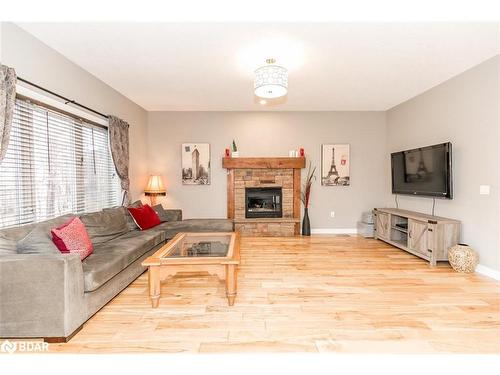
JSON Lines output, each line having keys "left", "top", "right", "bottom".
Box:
{"left": 223, "top": 156, "right": 306, "bottom": 236}
{"left": 222, "top": 157, "right": 306, "bottom": 169}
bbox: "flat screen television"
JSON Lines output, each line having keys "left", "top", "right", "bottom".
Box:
{"left": 391, "top": 142, "right": 453, "bottom": 199}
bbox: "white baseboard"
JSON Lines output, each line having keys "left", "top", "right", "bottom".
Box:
{"left": 311, "top": 228, "right": 358, "bottom": 234}
{"left": 475, "top": 264, "right": 500, "bottom": 281}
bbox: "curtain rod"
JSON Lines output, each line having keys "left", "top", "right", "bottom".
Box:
{"left": 17, "top": 77, "right": 109, "bottom": 120}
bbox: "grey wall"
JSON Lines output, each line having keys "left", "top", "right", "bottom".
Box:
{"left": 147, "top": 111, "right": 387, "bottom": 229}
{"left": 0, "top": 23, "right": 149, "bottom": 201}
{"left": 386, "top": 55, "right": 500, "bottom": 271}
{"left": 2, "top": 22, "right": 498, "bottom": 270}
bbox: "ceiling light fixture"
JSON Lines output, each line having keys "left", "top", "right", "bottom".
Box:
{"left": 254, "top": 58, "right": 288, "bottom": 99}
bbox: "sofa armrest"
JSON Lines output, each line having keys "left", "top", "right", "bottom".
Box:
{"left": 164, "top": 209, "right": 182, "bottom": 222}
{"left": 0, "top": 253, "right": 85, "bottom": 339}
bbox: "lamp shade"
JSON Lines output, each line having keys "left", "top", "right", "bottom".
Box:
{"left": 254, "top": 61, "right": 288, "bottom": 99}
{"left": 144, "top": 175, "right": 166, "bottom": 196}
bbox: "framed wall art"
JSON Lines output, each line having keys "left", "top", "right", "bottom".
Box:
{"left": 321, "top": 144, "right": 350, "bottom": 186}
{"left": 181, "top": 143, "right": 211, "bottom": 185}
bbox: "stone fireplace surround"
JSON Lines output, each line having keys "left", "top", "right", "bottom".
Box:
{"left": 223, "top": 157, "right": 306, "bottom": 236}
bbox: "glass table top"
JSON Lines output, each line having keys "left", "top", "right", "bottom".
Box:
{"left": 163, "top": 234, "right": 232, "bottom": 258}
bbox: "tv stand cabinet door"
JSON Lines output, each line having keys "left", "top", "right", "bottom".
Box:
{"left": 408, "top": 219, "right": 428, "bottom": 257}
{"left": 376, "top": 212, "right": 390, "bottom": 240}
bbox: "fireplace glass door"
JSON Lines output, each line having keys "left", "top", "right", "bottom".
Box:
{"left": 245, "top": 187, "right": 282, "bottom": 218}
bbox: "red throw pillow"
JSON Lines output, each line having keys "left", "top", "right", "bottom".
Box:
{"left": 128, "top": 204, "right": 161, "bottom": 230}
{"left": 51, "top": 217, "right": 94, "bottom": 260}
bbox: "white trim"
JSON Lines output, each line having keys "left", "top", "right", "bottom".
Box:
{"left": 475, "top": 264, "right": 500, "bottom": 281}
{"left": 311, "top": 228, "right": 358, "bottom": 234}
{"left": 15, "top": 84, "right": 108, "bottom": 126}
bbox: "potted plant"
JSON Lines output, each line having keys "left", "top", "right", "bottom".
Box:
{"left": 231, "top": 139, "right": 239, "bottom": 157}
{"left": 301, "top": 162, "right": 316, "bottom": 236}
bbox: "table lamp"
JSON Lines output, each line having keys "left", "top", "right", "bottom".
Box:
{"left": 144, "top": 175, "right": 166, "bottom": 206}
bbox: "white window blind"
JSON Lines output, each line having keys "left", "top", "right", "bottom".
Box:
{"left": 0, "top": 97, "right": 122, "bottom": 229}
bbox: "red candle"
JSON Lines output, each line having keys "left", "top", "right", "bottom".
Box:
{"left": 225, "top": 148, "right": 230, "bottom": 157}
{"left": 299, "top": 148, "right": 305, "bottom": 157}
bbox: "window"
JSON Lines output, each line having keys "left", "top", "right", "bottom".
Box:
{"left": 0, "top": 97, "right": 122, "bottom": 229}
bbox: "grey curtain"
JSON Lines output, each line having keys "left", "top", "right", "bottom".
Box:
{"left": 0, "top": 65, "right": 17, "bottom": 163}
{"left": 108, "top": 115, "right": 130, "bottom": 205}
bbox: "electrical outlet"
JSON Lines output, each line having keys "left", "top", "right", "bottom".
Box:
{"left": 480, "top": 185, "right": 490, "bottom": 195}
{"left": 330, "top": 211, "right": 335, "bottom": 218}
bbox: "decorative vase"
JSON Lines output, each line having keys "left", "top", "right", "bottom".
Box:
{"left": 302, "top": 208, "right": 311, "bottom": 236}
{"left": 231, "top": 151, "right": 240, "bottom": 158}
{"left": 448, "top": 244, "right": 478, "bottom": 273}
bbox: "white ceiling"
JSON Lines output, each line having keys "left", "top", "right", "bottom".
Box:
{"left": 18, "top": 22, "right": 500, "bottom": 111}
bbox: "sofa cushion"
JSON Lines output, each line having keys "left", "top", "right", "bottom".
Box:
{"left": 165, "top": 209, "right": 182, "bottom": 222}
{"left": 82, "top": 229, "right": 165, "bottom": 292}
{"left": 17, "top": 215, "right": 75, "bottom": 254}
{"left": 154, "top": 219, "right": 234, "bottom": 240}
{"left": 152, "top": 204, "right": 168, "bottom": 222}
{"left": 80, "top": 207, "right": 129, "bottom": 246}
{"left": 152, "top": 206, "right": 182, "bottom": 222}
{"left": 125, "top": 200, "right": 143, "bottom": 231}
{"left": 0, "top": 223, "right": 35, "bottom": 255}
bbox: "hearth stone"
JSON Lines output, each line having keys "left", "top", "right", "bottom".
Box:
{"left": 235, "top": 222, "right": 295, "bottom": 237}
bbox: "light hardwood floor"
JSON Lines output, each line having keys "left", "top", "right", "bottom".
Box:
{"left": 49, "top": 235, "right": 500, "bottom": 353}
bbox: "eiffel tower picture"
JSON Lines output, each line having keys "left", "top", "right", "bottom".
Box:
{"left": 326, "top": 147, "right": 339, "bottom": 181}
{"left": 416, "top": 149, "right": 429, "bottom": 179}
{"left": 322, "top": 144, "right": 350, "bottom": 186}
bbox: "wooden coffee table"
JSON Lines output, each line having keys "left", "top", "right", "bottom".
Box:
{"left": 142, "top": 232, "right": 240, "bottom": 307}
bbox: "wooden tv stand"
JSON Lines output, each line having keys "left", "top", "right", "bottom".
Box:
{"left": 373, "top": 208, "right": 460, "bottom": 266}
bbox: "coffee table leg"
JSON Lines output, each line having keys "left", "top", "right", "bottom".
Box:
{"left": 148, "top": 266, "right": 160, "bottom": 308}
{"left": 225, "top": 264, "right": 237, "bottom": 306}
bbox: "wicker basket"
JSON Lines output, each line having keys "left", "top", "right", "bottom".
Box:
{"left": 448, "top": 244, "right": 478, "bottom": 273}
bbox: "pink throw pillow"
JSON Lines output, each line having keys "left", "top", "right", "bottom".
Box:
{"left": 51, "top": 217, "right": 93, "bottom": 260}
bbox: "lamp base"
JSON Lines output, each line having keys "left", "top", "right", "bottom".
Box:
{"left": 149, "top": 195, "right": 157, "bottom": 206}
{"left": 145, "top": 192, "right": 166, "bottom": 207}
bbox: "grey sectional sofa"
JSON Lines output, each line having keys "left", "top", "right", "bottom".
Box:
{"left": 0, "top": 206, "right": 233, "bottom": 342}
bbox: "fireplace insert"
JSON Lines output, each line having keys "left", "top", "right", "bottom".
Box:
{"left": 245, "top": 187, "right": 282, "bottom": 218}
